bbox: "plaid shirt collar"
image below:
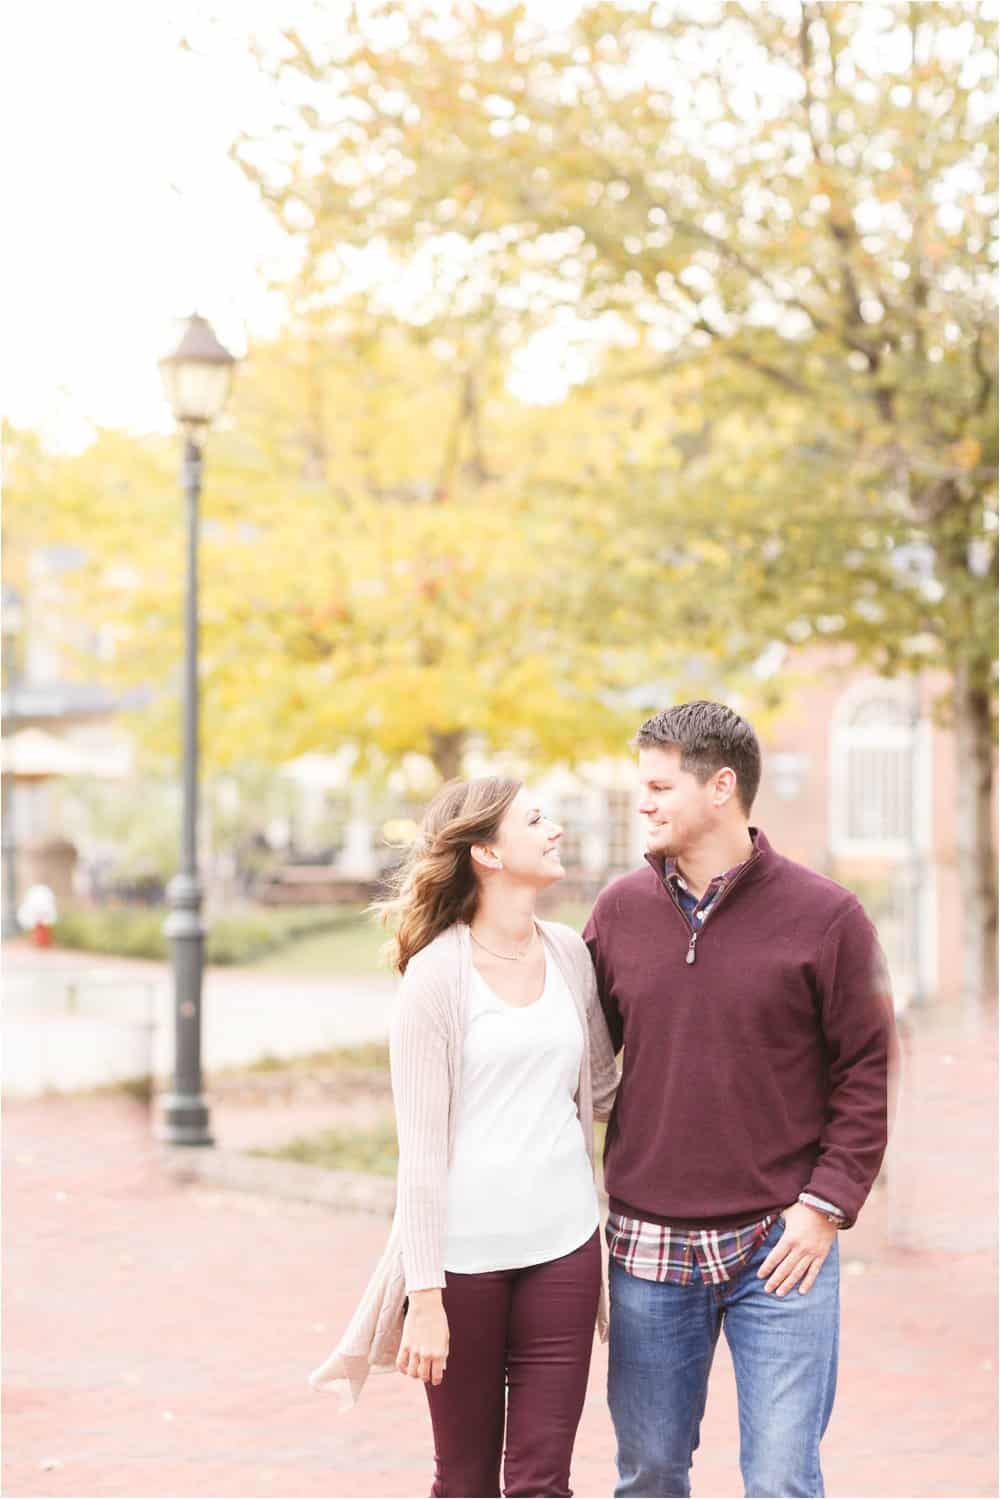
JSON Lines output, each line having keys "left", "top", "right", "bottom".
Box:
{"left": 658, "top": 828, "right": 759, "bottom": 918}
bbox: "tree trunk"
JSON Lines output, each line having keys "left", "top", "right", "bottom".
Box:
{"left": 952, "top": 666, "right": 998, "bottom": 1017}
{"left": 429, "top": 729, "right": 466, "bottom": 783}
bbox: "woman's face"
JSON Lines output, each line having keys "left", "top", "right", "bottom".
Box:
{"left": 488, "top": 787, "right": 565, "bottom": 887}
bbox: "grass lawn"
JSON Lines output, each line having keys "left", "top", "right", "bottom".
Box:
{"left": 257, "top": 1121, "right": 608, "bottom": 1175}
{"left": 254, "top": 1118, "right": 401, "bottom": 1175}
{"left": 248, "top": 910, "right": 387, "bottom": 975}
{"left": 253, "top": 1091, "right": 607, "bottom": 1177}
{"left": 232, "top": 1040, "right": 391, "bottom": 1074}
{"left": 246, "top": 901, "right": 595, "bottom": 976}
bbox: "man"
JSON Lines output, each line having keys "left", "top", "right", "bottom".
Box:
{"left": 584, "top": 701, "right": 896, "bottom": 1499}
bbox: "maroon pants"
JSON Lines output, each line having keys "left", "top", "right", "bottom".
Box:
{"left": 424, "top": 1230, "right": 601, "bottom": 1498}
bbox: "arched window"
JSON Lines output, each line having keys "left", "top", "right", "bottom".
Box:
{"left": 830, "top": 681, "right": 924, "bottom": 858}
{"left": 829, "top": 677, "right": 935, "bottom": 1005}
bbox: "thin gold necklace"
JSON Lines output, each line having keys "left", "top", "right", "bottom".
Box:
{"left": 470, "top": 928, "right": 535, "bottom": 962}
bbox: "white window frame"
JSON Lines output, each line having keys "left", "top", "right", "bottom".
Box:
{"left": 829, "top": 678, "right": 931, "bottom": 860}
{"left": 828, "top": 676, "right": 936, "bottom": 1006}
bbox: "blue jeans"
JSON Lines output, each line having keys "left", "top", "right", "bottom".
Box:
{"left": 607, "top": 1218, "right": 839, "bottom": 1498}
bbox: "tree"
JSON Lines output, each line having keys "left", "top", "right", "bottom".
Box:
{"left": 4, "top": 319, "right": 763, "bottom": 787}
{"left": 232, "top": 0, "right": 998, "bottom": 1002}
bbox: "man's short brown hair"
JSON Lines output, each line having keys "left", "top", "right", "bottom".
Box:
{"left": 634, "top": 701, "right": 762, "bottom": 814}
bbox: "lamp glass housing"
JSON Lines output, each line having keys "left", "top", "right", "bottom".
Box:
{"left": 159, "top": 313, "right": 236, "bottom": 434}
{"left": 159, "top": 359, "right": 233, "bottom": 432}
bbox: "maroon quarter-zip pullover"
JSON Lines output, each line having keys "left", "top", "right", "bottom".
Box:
{"left": 583, "top": 830, "right": 896, "bottom": 1231}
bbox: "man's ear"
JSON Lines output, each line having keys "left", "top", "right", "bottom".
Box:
{"left": 470, "top": 843, "right": 502, "bottom": 871}
{"left": 712, "top": 768, "right": 738, "bottom": 807}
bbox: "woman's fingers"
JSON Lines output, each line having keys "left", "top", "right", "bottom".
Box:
{"left": 396, "top": 1345, "right": 422, "bottom": 1379}
{"left": 396, "top": 1341, "right": 449, "bottom": 1382}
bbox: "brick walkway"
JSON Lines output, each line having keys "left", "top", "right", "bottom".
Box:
{"left": 3, "top": 1007, "right": 996, "bottom": 1498}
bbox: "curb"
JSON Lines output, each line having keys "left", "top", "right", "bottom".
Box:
{"left": 161, "top": 1146, "right": 397, "bottom": 1217}
{"left": 160, "top": 1145, "right": 612, "bottom": 1221}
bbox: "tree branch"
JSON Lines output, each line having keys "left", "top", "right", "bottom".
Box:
{"left": 973, "top": 323, "right": 997, "bottom": 416}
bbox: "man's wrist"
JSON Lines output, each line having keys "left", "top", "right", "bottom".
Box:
{"left": 798, "top": 1192, "right": 846, "bottom": 1226}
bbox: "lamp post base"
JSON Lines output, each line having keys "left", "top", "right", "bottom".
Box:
{"left": 157, "top": 1092, "right": 214, "bottom": 1147}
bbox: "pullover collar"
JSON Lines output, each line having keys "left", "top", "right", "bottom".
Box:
{"left": 644, "top": 826, "right": 773, "bottom": 901}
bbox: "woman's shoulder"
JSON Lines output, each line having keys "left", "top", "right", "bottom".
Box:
{"left": 397, "top": 923, "right": 464, "bottom": 998}
{"left": 537, "top": 919, "right": 591, "bottom": 967}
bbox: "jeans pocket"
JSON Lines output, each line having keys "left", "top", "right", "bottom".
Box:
{"left": 765, "top": 1215, "right": 786, "bottom": 1246}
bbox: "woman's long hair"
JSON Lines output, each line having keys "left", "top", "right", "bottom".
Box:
{"left": 375, "top": 776, "right": 522, "bottom": 975}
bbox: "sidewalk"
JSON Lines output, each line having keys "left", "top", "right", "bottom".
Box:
{"left": 3, "top": 941, "right": 395, "bottom": 1087}
{"left": 3, "top": 1006, "right": 996, "bottom": 1499}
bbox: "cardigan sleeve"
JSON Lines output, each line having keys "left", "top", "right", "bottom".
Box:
{"left": 388, "top": 965, "right": 451, "bottom": 1293}
{"left": 584, "top": 951, "right": 620, "bottom": 1122}
{"left": 583, "top": 902, "right": 624, "bottom": 1056}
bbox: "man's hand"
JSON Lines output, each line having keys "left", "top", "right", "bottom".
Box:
{"left": 757, "top": 1202, "right": 838, "bottom": 1298}
{"left": 396, "top": 1289, "right": 449, "bottom": 1385}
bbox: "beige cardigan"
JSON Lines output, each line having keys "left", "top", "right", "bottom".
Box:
{"left": 309, "top": 919, "right": 619, "bottom": 1407}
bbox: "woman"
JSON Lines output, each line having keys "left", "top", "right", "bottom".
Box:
{"left": 310, "top": 775, "right": 618, "bottom": 1498}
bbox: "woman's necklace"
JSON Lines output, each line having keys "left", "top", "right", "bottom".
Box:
{"left": 470, "top": 928, "right": 535, "bottom": 962}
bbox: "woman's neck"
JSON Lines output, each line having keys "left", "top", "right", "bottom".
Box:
{"left": 470, "top": 883, "right": 538, "bottom": 949}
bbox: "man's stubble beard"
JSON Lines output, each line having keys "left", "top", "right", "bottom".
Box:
{"left": 647, "top": 828, "right": 682, "bottom": 861}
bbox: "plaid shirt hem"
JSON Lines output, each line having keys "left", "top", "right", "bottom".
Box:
{"left": 606, "top": 1209, "right": 776, "bottom": 1286}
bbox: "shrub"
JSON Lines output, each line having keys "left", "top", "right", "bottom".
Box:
{"left": 51, "top": 905, "right": 361, "bottom": 965}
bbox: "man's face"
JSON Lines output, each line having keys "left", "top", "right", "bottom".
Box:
{"left": 637, "top": 745, "right": 717, "bottom": 861}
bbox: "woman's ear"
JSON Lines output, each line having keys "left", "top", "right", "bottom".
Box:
{"left": 470, "top": 843, "right": 503, "bottom": 871}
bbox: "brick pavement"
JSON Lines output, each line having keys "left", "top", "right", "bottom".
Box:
{"left": 3, "top": 1007, "right": 996, "bottom": 1499}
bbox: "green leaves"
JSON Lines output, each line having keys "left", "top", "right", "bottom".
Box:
{"left": 10, "top": 3, "right": 996, "bottom": 792}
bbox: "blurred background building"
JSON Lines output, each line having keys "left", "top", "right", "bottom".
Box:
{"left": 0, "top": 545, "right": 960, "bottom": 1011}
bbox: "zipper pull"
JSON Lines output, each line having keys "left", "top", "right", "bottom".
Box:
{"left": 686, "top": 931, "right": 698, "bottom": 965}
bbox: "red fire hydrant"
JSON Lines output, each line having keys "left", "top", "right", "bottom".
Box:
{"left": 18, "top": 884, "right": 57, "bottom": 947}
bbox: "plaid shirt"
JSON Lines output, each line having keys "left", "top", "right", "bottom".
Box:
{"left": 606, "top": 1209, "right": 776, "bottom": 1285}
{"left": 663, "top": 852, "right": 748, "bottom": 926}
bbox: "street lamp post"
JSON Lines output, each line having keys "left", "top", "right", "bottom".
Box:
{"left": 156, "top": 314, "right": 237, "bottom": 1147}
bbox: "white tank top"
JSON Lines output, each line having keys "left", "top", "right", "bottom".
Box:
{"left": 443, "top": 953, "right": 600, "bottom": 1274}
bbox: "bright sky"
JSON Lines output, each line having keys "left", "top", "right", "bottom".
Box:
{"left": 2, "top": 1, "right": 993, "bottom": 452}
{"left": 1, "top": 1, "right": 294, "bottom": 450}
{"left": 1, "top": 0, "right": 592, "bottom": 453}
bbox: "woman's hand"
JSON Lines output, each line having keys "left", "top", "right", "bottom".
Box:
{"left": 396, "top": 1288, "right": 449, "bottom": 1385}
